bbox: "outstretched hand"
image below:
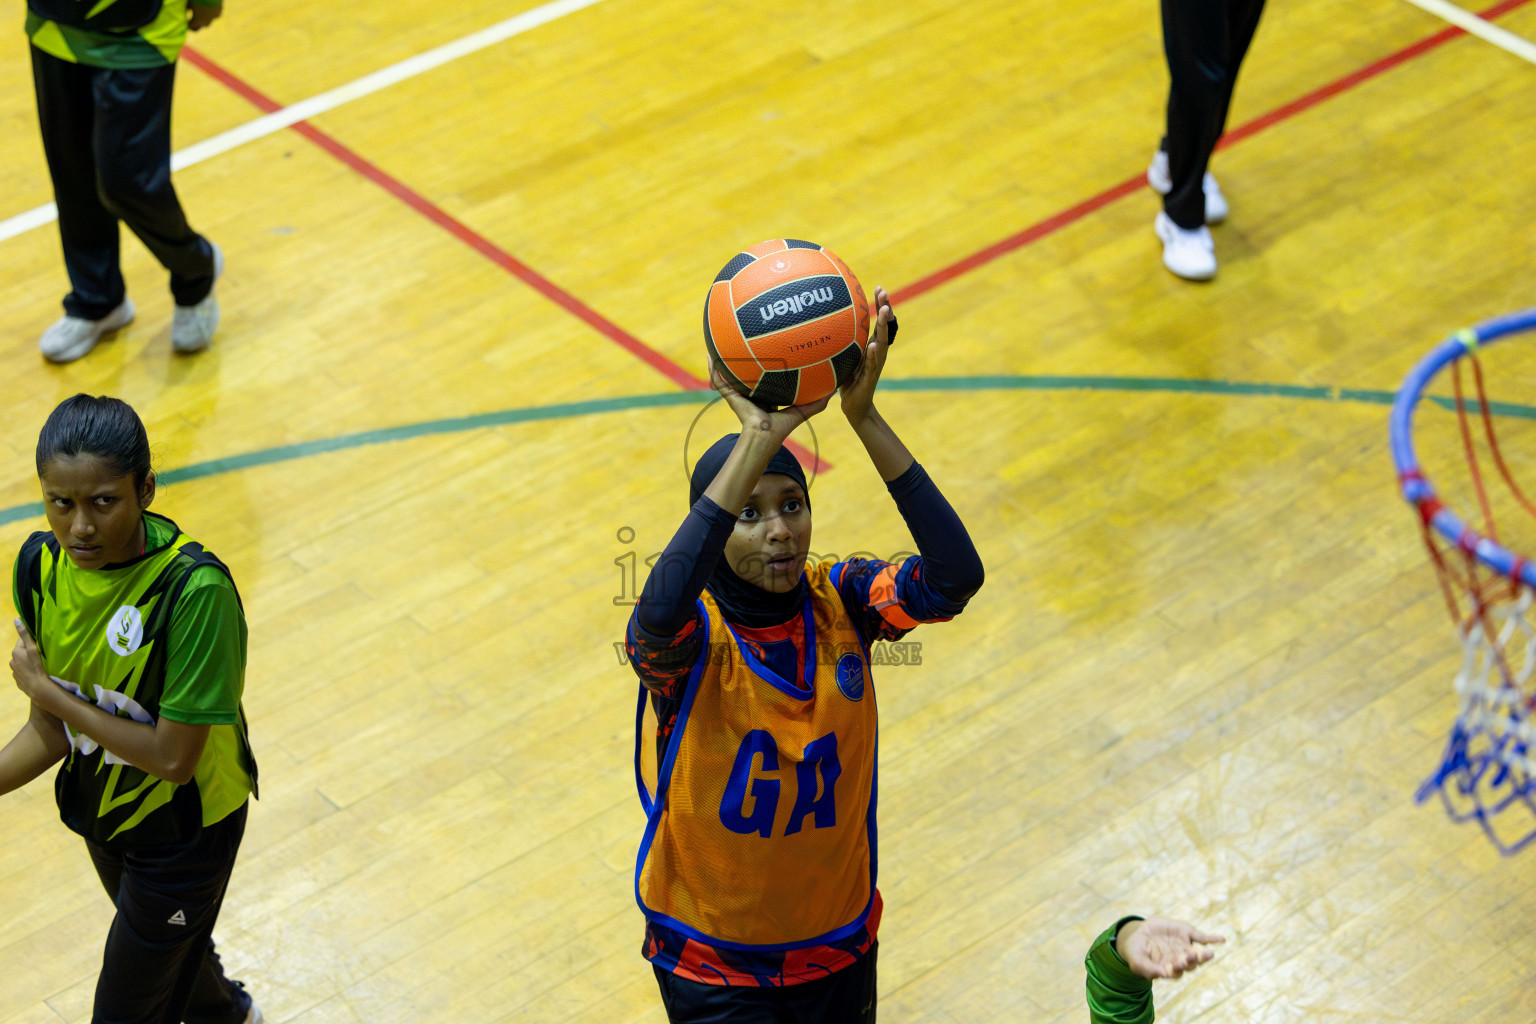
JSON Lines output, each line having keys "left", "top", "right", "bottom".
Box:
{"left": 1117, "top": 918, "right": 1225, "bottom": 981}
{"left": 840, "top": 286, "right": 895, "bottom": 426}
{"left": 710, "top": 359, "right": 830, "bottom": 447}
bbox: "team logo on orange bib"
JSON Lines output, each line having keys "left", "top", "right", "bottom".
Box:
{"left": 835, "top": 653, "right": 864, "bottom": 701}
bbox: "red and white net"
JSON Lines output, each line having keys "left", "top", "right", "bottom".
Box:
{"left": 1409, "top": 350, "right": 1536, "bottom": 853}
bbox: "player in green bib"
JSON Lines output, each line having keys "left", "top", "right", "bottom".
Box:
{"left": 25, "top": 0, "right": 227, "bottom": 362}
{"left": 3, "top": 394, "right": 261, "bottom": 1024}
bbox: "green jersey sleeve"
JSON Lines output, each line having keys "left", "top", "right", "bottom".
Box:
{"left": 158, "top": 566, "right": 246, "bottom": 725}
{"left": 1086, "top": 917, "right": 1154, "bottom": 1024}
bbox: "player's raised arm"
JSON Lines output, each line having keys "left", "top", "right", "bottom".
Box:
{"left": 830, "top": 289, "right": 984, "bottom": 640}
{"left": 700, "top": 362, "right": 831, "bottom": 521}
{"left": 625, "top": 366, "right": 830, "bottom": 693}
{"left": 839, "top": 287, "right": 912, "bottom": 482}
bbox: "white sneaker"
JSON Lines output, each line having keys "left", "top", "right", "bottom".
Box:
{"left": 1147, "top": 150, "right": 1228, "bottom": 224}
{"left": 172, "top": 242, "right": 223, "bottom": 353}
{"left": 39, "top": 298, "right": 135, "bottom": 363}
{"left": 1154, "top": 212, "right": 1217, "bottom": 281}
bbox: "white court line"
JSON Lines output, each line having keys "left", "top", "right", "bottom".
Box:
{"left": 1400, "top": 0, "right": 1536, "bottom": 64}
{"left": 0, "top": 0, "right": 607, "bottom": 243}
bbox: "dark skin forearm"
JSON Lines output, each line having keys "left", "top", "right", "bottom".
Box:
{"left": 838, "top": 288, "right": 911, "bottom": 482}
{"left": 42, "top": 695, "right": 208, "bottom": 786}
{"left": 702, "top": 424, "right": 808, "bottom": 514}
{"left": 0, "top": 701, "right": 71, "bottom": 797}
{"left": 11, "top": 619, "right": 209, "bottom": 786}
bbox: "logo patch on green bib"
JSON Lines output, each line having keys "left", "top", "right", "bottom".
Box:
{"left": 106, "top": 605, "right": 143, "bottom": 657}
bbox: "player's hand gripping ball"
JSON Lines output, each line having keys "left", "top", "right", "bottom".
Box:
{"left": 704, "top": 240, "right": 872, "bottom": 409}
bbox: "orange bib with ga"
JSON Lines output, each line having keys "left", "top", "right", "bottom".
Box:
{"left": 634, "top": 561, "right": 877, "bottom": 950}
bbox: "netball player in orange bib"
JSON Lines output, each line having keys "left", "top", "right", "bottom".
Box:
{"left": 625, "top": 288, "right": 984, "bottom": 1022}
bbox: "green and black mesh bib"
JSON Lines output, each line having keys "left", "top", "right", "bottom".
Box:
{"left": 14, "top": 513, "right": 258, "bottom": 846}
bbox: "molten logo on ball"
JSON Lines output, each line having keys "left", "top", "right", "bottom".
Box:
{"left": 736, "top": 277, "right": 853, "bottom": 340}
{"left": 703, "top": 239, "right": 870, "bottom": 409}
{"left": 758, "top": 286, "right": 838, "bottom": 325}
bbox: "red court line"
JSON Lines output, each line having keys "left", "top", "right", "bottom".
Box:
{"left": 891, "top": 0, "right": 1536, "bottom": 305}
{"left": 180, "top": 47, "right": 705, "bottom": 395}
{"left": 180, "top": 0, "right": 1529, "bottom": 466}
{"left": 892, "top": 176, "right": 1146, "bottom": 304}
{"left": 180, "top": 46, "right": 831, "bottom": 472}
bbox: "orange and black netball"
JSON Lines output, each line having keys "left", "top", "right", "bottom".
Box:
{"left": 703, "top": 239, "right": 870, "bottom": 409}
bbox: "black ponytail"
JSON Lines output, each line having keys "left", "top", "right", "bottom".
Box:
{"left": 36, "top": 394, "right": 153, "bottom": 489}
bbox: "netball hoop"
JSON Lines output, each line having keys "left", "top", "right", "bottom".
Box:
{"left": 1392, "top": 309, "right": 1536, "bottom": 855}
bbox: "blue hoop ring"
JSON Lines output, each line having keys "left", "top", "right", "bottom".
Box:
{"left": 1390, "top": 308, "right": 1536, "bottom": 587}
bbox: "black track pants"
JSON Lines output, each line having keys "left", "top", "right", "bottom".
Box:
{"left": 31, "top": 46, "right": 215, "bottom": 319}
{"left": 1159, "top": 0, "right": 1267, "bottom": 228}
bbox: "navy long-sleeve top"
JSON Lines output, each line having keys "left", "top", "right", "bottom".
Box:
{"left": 626, "top": 460, "right": 984, "bottom": 701}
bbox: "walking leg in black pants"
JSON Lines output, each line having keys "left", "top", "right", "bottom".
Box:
{"left": 84, "top": 803, "right": 258, "bottom": 1024}
{"left": 31, "top": 46, "right": 221, "bottom": 363}
{"left": 1148, "top": 0, "right": 1267, "bottom": 280}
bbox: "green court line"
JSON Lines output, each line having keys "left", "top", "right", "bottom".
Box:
{"left": 3, "top": 375, "right": 1528, "bottom": 528}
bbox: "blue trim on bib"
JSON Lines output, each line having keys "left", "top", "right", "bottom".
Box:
{"left": 722, "top": 599, "right": 817, "bottom": 700}
{"left": 867, "top": 722, "right": 879, "bottom": 894}
{"left": 641, "top": 891, "right": 875, "bottom": 952}
{"left": 634, "top": 603, "right": 711, "bottom": 905}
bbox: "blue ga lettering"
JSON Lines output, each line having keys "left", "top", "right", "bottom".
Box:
{"left": 719, "top": 730, "right": 840, "bottom": 838}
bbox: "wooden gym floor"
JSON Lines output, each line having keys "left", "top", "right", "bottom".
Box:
{"left": 4, "top": 0, "right": 1536, "bottom": 1020}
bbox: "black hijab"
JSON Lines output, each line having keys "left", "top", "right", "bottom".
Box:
{"left": 690, "top": 433, "right": 810, "bottom": 627}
